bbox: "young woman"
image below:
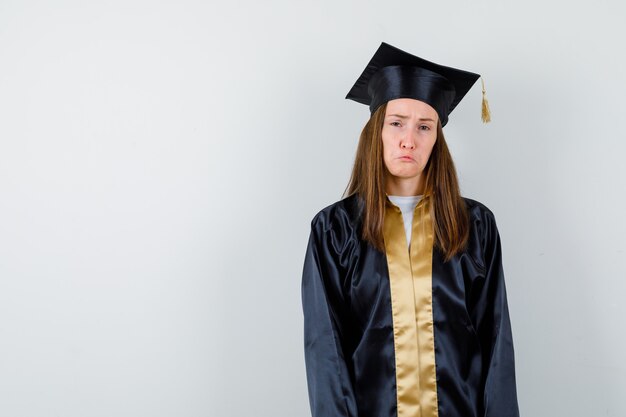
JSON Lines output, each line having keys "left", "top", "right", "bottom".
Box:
{"left": 301, "top": 42, "right": 520, "bottom": 417}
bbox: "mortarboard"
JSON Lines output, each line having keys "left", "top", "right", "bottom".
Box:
{"left": 345, "top": 42, "right": 491, "bottom": 126}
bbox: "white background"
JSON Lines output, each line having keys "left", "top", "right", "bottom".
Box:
{"left": 1, "top": 1, "right": 625, "bottom": 416}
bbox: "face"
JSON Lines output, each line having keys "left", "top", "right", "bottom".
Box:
{"left": 381, "top": 98, "right": 438, "bottom": 193}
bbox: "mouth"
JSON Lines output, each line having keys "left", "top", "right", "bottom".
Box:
{"left": 398, "top": 155, "right": 414, "bottom": 161}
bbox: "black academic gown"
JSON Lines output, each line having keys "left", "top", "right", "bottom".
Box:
{"left": 301, "top": 193, "right": 519, "bottom": 417}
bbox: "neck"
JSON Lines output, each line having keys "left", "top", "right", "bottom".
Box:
{"left": 385, "top": 175, "right": 425, "bottom": 196}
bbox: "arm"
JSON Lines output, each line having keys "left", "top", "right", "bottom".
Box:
{"left": 471, "top": 210, "right": 520, "bottom": 417}
{"left": 301, "top": 219, "right": 358, "bottom": 417}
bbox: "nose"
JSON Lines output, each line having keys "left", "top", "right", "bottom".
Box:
{"left": 400, "top": 130, "right": 416, "bottom": 149}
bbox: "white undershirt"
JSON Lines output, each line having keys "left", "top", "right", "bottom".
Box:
{"left": 387, "top": 195, "right": 423, "bottom": 248}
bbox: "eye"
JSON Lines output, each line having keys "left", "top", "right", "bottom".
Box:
{"left": 390, "top": 121, "right": 402, "bottom": 127}
{"left": 419, "top": 125, "right": 431, "bottom": 131}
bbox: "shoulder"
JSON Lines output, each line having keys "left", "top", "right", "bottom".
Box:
{"left": 462, "top": 197, "right": 499, "bottom": 225}
{"left": 310, "top": 193, "right": 363, "bottom": 230}
{"left": 309, "top": 194, "right": 363, "bottom": 250}
{"left": 462, "top": 196, "right": 502, "bottom": 249}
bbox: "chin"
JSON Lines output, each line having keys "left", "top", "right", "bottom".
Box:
{"left": 389, "top": 168, "right": 421, "bottom": 178}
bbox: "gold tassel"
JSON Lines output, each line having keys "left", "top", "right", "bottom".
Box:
{"left": 481, "top": 77, "right": 491, "bottom": 123}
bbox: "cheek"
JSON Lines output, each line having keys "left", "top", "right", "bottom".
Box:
{"left": 411, "top": 137, "right": 436, "bottom": 167}
{"left": 381, "top": 131, "right": 394, "bottom": 160}
{"left": 423, "top": 136, "right": 437, "bottom": 155}
{"left": 429, "top": 139, "right": 437, "bottom": 154}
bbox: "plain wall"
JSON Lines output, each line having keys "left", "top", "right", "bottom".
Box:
{"left": 1, "top": 0, "right": 625, "bottom": 416}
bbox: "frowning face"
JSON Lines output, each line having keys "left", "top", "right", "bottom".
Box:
{"left": 381, "top": 98, "right": 438, "bottom": 194}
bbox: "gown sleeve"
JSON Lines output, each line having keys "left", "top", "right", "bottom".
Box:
{"left": 472, "top": 209, "right": 520, "bottom": 417}
{"left": 301, "top": 216, "right": 358, "bottom": 417}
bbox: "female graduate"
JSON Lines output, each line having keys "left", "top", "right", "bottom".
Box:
{"left": 301, "top": 42, "right": 520, "bottom": 417}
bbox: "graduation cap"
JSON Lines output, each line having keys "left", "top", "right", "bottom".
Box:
{"left": 345, "top": 42, "right": 491, "bottom": 126}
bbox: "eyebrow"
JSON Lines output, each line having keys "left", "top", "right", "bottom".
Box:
{"left": 386, "top": 114, "right": 436, "bottom": 122}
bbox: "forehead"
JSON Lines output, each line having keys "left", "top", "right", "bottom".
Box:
{"left": 385, "top": 98, "right": 438, "bottom": 119}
